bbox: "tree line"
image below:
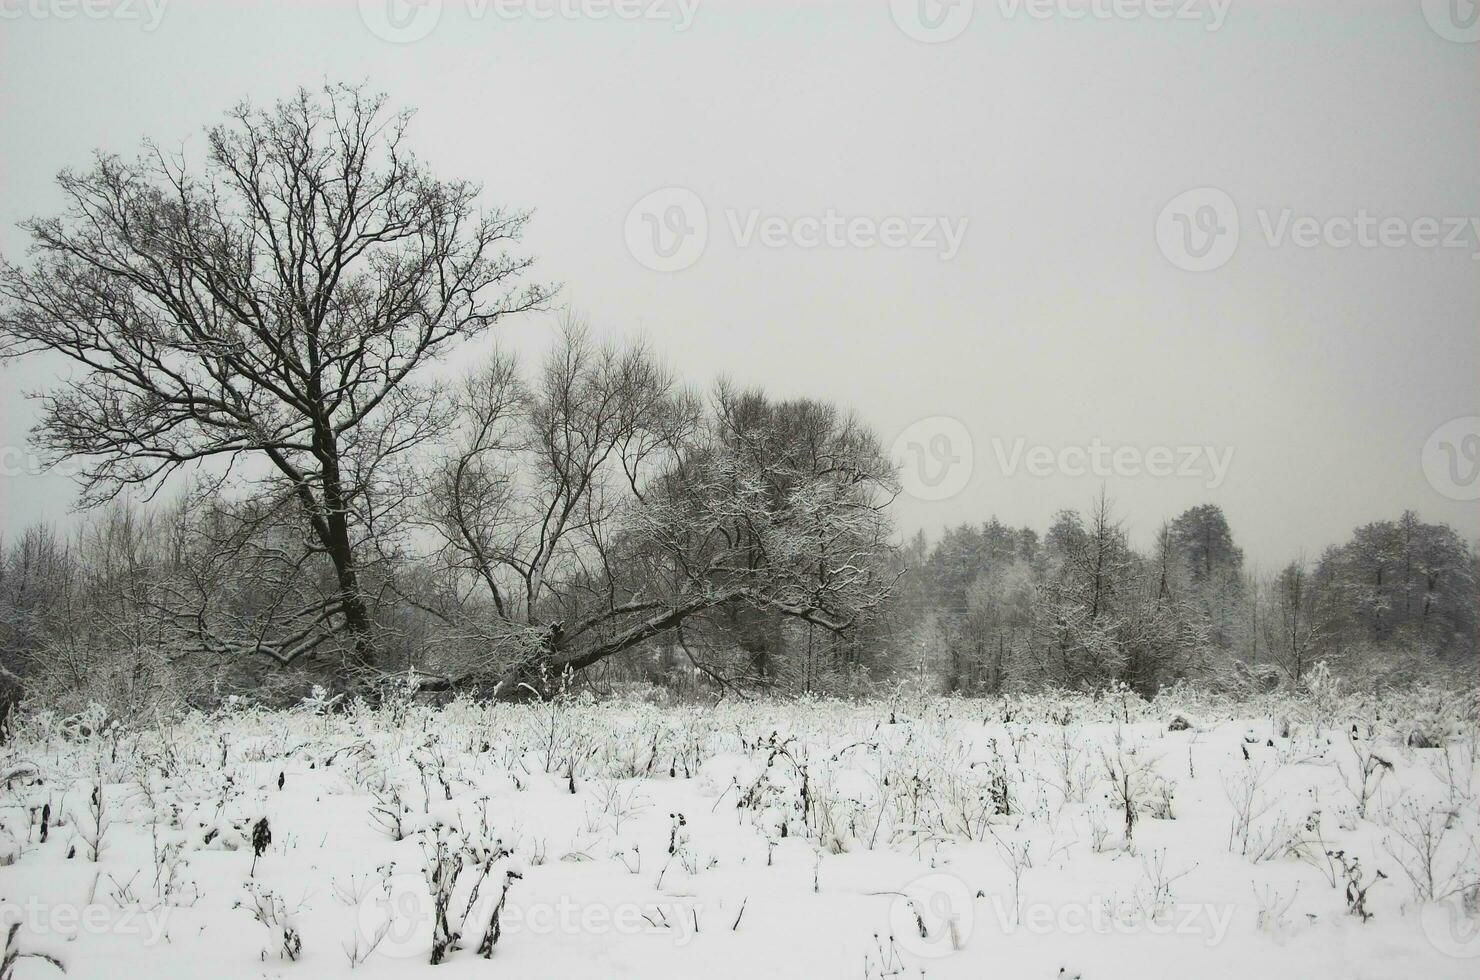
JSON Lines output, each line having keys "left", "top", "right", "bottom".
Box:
{"left": 897, "top": 500, "right": 1478, "bottom": 696}
{"left": 0, "top": 84, "right": 1472, "bottom": 712}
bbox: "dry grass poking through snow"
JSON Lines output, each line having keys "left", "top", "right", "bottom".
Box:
{"left": 1, "top": 682, "right": 1477, "bottom": 979}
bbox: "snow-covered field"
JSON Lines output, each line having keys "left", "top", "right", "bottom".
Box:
{"left": 2, "top": 686, "right": 1478, "bottom": 979}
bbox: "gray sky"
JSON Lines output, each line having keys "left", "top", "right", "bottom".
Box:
{"left": 1, "top": 0, "right": 1476, "bottom": 567}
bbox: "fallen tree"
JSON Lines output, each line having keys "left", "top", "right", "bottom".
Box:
{"left": 415, "top": 324, "right": 901, "bottom": 698}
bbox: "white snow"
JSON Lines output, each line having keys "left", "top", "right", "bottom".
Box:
{"left": 0, "top": 690, "right": 1476, "bottom": 979}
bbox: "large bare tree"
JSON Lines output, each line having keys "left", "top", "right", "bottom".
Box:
{"left": 0, "top": 84, "right": 550, "bottom": 676}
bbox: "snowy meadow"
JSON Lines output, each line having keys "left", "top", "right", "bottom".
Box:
{"left": 1, "top": 4, "right": 1476, "bottom": 979}
{"left": 2, "top": 683, "right": 1477, "bottom": 980}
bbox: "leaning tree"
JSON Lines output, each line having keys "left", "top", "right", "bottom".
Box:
{"left": 417, "top": 324, "right": 900, "bottom": 697}
{"left": 0, "top": 84, "right": 550, "bottom": 678}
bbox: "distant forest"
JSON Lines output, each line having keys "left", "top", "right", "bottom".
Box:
{"left": 1, "top": 493, "right": 1473, "bottom": 715}
{"left": 891, "top": 501, "right": 1477, "bottom": 697}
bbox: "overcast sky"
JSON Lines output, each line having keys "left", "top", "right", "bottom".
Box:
{"left": 1, "top": 0, "right": 1476, "bottom": 566}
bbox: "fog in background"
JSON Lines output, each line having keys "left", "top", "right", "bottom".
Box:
{"left": 2, "top": 0, "right": 1476, "bottom": 565}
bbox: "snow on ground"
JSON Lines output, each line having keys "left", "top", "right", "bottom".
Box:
{"left": 1, "top": 688, "right": 1477, "bottom": 979}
